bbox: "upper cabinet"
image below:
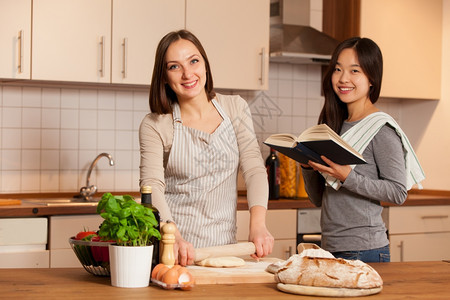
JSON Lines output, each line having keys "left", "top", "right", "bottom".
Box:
{"left": 4, "top": 0, "right": 269, "bottom": 90}
{"left": 359, "top": 0, "right": 442, "bottom": 100}
{"left": 0, "top": 0, "right": 32, "bottom": 80}
{"left": 186, "top": 0, "right": 270, "bottom": 90}
{"left": 323, "top": 0, "right": 442, "bottom": 100}
{"left": 111, "top": 0, "right": 185, "bottom": 85}
{"left": 32, "top": 0, "right": 111, "bottom": 83}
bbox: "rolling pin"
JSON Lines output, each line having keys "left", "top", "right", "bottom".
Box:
{"left": 160, "top": 222, "right": 256, "bottom": 266}
{"left": 194, "top": 242, "right": 256, "bottom": 262}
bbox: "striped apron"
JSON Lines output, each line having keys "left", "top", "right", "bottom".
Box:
{"left": 165, "top": 99, "right": 239, "bottom": 248}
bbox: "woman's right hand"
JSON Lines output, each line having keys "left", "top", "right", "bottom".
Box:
{"left": 173, "top": 230, "right": 195, "bottom": 266}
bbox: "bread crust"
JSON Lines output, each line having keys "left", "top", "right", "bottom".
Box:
{"left": 275, "top": 256, "right": 383, "bottom": 289}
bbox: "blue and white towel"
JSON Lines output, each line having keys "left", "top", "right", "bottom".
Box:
{"left": 322, "top": 112, "right": 425, "bottom": 190}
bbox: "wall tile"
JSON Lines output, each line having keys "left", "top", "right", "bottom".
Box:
{"left": 60, "top": 129, "right": 79, "bottom": 150}
{"left": 116, "top": 110, "right": 133, "bottom": 130}
{"left": 61, "top": 108, "right": 79, "bottom": 129}
{"left": 2, "top": 107, "right": 22, "bottom": 127}
{"left": 60, "top": 149, "right": 79, "bottom": 170}
{"left": 42, "top": 88, "right": 60, "bottom": 108}
{"left": 22, "top": 87, "right": 42, "bottom": 107}
{"left": 2, "top": 170, "right": 21, "bottom": 192}
{"left": 42, "top": 108, "right": 61, "bottom": 128}
{"left": 2, "top": 86, "right": 22, "bottom": 107}
{"left": 79, "top": 130, "right": 97, "bottom": 150}
{"left": 79, "top": 89, "right": 98, "bottom": 109}
{"left": 22, "top": 107, "right": 41, "bottom": 128}
{"left": 278, "top": 80, "right": 293, "bottom": 98}
{"left": 97, "top": 130, "right": 115, "bottom": 151}
{"left": 79, "top": 109, "right": 98, "bottom": 130}
{"left": 21, "top": 170, "right": 41, "bottom": 192}
{"left": 41, "top": 129, "right": 60, "bottom": 149}
{"left": 115, "top": 131, "right": 133, "bottom": 150}
{"left": 2, "top": 128, "right": 21, "bottom": 149}
{"left": 116, "top": 91, "right": 133, "bottom": 110}
{"left": 2, "top": 149, "right": 21, "bottom": 170}
{"left": 98, "top": 110, "right": 115, "bottom": 130}
{"left": 41, "top": 150, "right": 60, "bottom": 170}
{"left": 40, "top": 170, "right": 60, "bottom": 192}
{"left": 22, "top": 149, "right": 41, "bottom": 170}
{"left": 98, "top": 90, "right": 115, "bottom": 109}
{"left": 61, "top": 89, "right": 79, "bottom": 109}
{"left": 133, "top": 91, "right": 149, "bottom": 111}
{"left": 22, "top": 128, "right": 41, "bottom": 149}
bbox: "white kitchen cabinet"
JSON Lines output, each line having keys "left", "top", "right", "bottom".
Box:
{"left": 32, "top": 0, "right": 111, "bottom": 83}
{"left": 388, "top": 205, "right": 450, "bottom": 262}
{"left": 49, "top": 215, "right": 103, "bottom": 268}
{"left": 0, "top": 218, "right": 49, "bottom": 268}
{"left": 237, "top": 209, "right": 297, "bottom": 260}
{"left": 185, "top": 0, "right": 270, "bottom": 90}
{"left": 111, "top": 0, "right": 185, "bottom": 84}
{"left": 0, "top": 0, "right": 31, "bottom": 79}
{"left": 360, "top": 0, "right": 442, "bottom": 100}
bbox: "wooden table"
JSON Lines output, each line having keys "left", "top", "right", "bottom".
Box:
{"left": 2, "top": 261, "right": 449, "bottom": 299}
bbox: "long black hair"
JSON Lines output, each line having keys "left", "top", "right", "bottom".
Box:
{"left": 319, "top": 37, "right": 383, "bottom": 133}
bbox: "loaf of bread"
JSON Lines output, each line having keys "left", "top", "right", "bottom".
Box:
{"left": 274, "top": 255, "right": 383, "bottom": 289}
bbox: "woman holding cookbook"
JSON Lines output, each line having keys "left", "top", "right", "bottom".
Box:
{"left": 300, "top": 37, "right": 425, "bottom": 262}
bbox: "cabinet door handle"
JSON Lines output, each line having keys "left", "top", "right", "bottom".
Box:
{"left": 99, "top": 36, "right": 105, "bottom": 77}
{"left": 121, "top": 38, "right": 127, "bottom": 78}
{"left": 285, "top": 246, "right": 292, "bottom": 260}
{"left": 259, "top": 47, "right": 265, "bottom": 85}
{"left": 397, "top": 240, "right": 404, "bottom": 262}
{"left": 17, "top": 30, "right": 23, "bottom": 74}
{"left": 421, "top": 215, "right": 449, "bottom": 219}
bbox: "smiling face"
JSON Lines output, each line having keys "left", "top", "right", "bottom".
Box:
{"left": 165, "top": 38, "right": 207, "bottom": 102}
{"left": 331, "top": 48, "right": 372, "bottom": 106}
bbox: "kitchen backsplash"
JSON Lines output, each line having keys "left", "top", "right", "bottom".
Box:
{"left": 0, "top": 63, "right": 401, "bottom": 194}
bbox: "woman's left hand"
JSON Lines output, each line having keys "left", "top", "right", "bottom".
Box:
{"left": 308, "top": 156, "right": 352, "bottom": 182}
{"left": 249, "top": 226, "right": 274, "bottom": 260}
{"left": 248, "top": 206, "right": 274, "bottom": 259}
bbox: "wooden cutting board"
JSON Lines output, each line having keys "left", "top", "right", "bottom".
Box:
{"left": 186, "top": 257, "right": 282, "bottom": 284}
{"left": 0, "top": 199, "right": 21, "bottom": 206}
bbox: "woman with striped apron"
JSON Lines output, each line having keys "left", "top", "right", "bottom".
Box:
{"left": 139, "top": 30, "right": 274, "bottom": 266}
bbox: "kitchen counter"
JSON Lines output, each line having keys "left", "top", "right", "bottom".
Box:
{"left": 1, "top": 189, "right": 450, "bottom": 217}
{"left": 2, "top": 261, "right": 449, "bottom": 299}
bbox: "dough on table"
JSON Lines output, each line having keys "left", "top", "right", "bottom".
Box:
{"left": 196, "top": 256, "right": 246, "bottom": 268}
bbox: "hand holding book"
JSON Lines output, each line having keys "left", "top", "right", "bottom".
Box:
{"left": 263, "top": 124, "right": 366, "bottom": 166}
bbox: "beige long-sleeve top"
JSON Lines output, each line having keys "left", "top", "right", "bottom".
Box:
{"left": 139, "top": 93, "right": 268, "bottom": 223}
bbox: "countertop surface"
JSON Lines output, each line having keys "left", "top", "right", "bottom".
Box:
{"left": 1, "top": 189, "right": 450, "bottom": 217}
{"left": 2, "top": 261, "right": 449, "bottom": 299}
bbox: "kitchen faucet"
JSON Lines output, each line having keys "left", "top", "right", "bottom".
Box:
{"left": 79, "top": 153, "right": 114, "bottom": 201}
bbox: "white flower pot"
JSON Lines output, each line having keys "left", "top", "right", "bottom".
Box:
{"left": 108, "top": 244, "right": 153, "bottom": 288}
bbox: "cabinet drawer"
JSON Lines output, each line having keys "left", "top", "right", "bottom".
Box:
{"left": 0, "top": 218, "right": 47, "bottom": 245}
{"left": 237, "top": 209, "right": 297, "bottom": 241}
{"left": 0, "top": 250, "right": 49, "bottom": 268}
{"left": 50, "top": 248, "right": 82, "bottom": 268}
{"left": 390, "top": 232, "right": 450, "bottom": 262}
{"left": 388, "top": 206, "right": 450, "bottom": 234}
{"left": 49, "top": 215, "right": 103, "bottom": 249}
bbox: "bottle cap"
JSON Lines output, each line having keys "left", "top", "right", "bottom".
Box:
{"left": 141, "top": 185, "right": 152, "bottom": 194}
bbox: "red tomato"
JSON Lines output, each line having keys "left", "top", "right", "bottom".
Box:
{"left": 75, "top": 231, "right": 97, "bottom": 240}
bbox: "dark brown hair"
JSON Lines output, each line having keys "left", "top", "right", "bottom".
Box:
{"left": 149, "top": 30, "right": 215, "bottom": 114}
{"left": 319, "top": 37, "right": 383, "bottom": 133}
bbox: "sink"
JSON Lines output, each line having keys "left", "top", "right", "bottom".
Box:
{"left": 21, "top": 197, "right": 101, "bottom": 206}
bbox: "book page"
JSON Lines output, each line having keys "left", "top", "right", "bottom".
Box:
{"left": 264, "top": 133, "right": 298, "bottom": 148}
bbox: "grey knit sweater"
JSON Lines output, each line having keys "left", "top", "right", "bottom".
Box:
{"left": 302, "top": 121, "right": 408, "bottom": 252}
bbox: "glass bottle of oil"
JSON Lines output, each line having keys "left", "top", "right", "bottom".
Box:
{"left": 141, "top": 185, "right": 160, "bottom": 270}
